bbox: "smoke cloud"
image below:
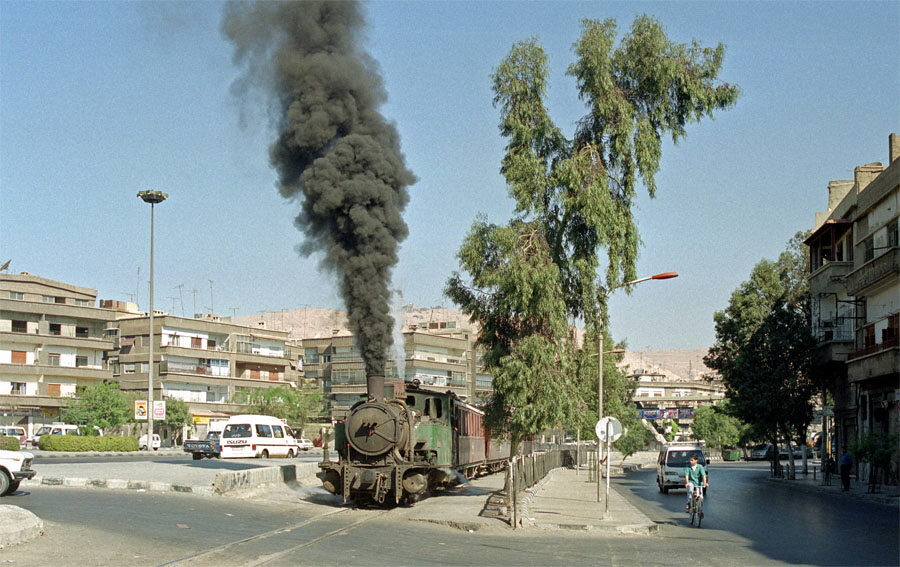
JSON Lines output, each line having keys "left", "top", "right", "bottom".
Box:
{"left": 224, "top": 1, "right": 414, "bottom": 379}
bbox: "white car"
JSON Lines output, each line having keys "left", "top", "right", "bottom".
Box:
{"left": 0, "top": 449, "right": 36, "bottom": 496}
{"left": 297, "top": 438, "right": 314, "bottom": 451}
{"left": 139, "top": 434, "right": 161, "bottom": 451}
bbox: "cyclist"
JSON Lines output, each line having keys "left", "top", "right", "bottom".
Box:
{"left": 684, "top": 454, "right": 708, "bottom": 514}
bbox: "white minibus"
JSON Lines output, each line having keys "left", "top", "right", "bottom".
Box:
{"left": 219, "top": 414, "right": 299, "bottom": 459}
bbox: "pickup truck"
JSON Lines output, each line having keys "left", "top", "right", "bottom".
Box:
{"left": 183, "top": 431, "right": 221, "bottom": 460}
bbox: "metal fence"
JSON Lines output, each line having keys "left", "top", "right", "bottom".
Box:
{"left": 505, "top": 449, "right": 574, "bottom": 528}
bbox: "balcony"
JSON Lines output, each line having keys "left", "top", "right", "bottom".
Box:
{"left": 848, "top": 335, "right": 899, "bottom": 361}
{"left": 845, "top": 247, "right": 899, "bottom": 295}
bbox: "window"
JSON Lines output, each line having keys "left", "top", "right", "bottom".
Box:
{"left": 207, "top": 339, "right": 217, "bottom": 350}
{"left": 47, "top": 384, "right": 61, "bottom": 397}
{"left": 48, "top": 353, "right": 60, "bottom": 366}
{"left": 191, "top": 337, "right": 202, "bottom": 349}
{"left": 76, "top": 356, "right": 88, "bottom": 367}
{"left": 42, "top": 295, "right": 65, "bottom": 304}
{"left": 889, "top": 221, "right": 899, "bottom": 248}
{"left": 74, "top": 299, "right": 90, "bottom": 306}
{"left": 304, "top": 348, "right": 319, "bottom": 363}
{"left": 273, "top": 426, "right": 284, "bottom": 439}
{"left": 11, "top": 320, "right": 27, "bottom": 333}
{"left": 49, "top": 323, "right": 62, "bottom": 336}
{"left": 11, "top": 351, "right": 27, "bottom": 364}
{"left": 235, "top": 335, "right": 252, "bottom": 354}
{"left": 255, "top": 424, "right": 272, "bottom": 438}
{"left": 10, "top": 382, "right": 26, "bottom": 395}
{"left": 8, "top": 291, "right": 23, "bottom": 300}
{"left": 76, "top": 327, "right": 89, "bottom": 338}
{"left": 864, "top": 238, "right": 875, "bottom": 262}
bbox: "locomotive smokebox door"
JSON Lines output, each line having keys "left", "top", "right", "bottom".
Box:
{"left": 345, "top": 401, "right": 409, "bottom": 456}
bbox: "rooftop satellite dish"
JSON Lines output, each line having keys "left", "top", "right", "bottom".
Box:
{"left": 0, "top": 260, "right": 10, "bottom": 271}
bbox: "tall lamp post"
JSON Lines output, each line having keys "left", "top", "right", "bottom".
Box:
{"left": 597, "top": 271, "right": 678, "bottom": 503}
{"left": 138, "top": 190, "right": 167, "bottom": 449}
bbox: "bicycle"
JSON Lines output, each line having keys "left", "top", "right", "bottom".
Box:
{"left": 688, "top": 485, "right": 704, "bottom": 527}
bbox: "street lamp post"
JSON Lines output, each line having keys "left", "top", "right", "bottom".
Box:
{"left": 138, "top": 190, "right": 167, "bottom": 450}
{"left": 597, "top": 271, "right": 678, "bottom": 503}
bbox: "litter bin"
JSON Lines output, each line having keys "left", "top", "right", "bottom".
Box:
{"left": 724, "top": 450, "right": 741, "bottom": 461}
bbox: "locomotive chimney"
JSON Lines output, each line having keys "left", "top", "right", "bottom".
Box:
{"left": 366, "top": 374, "right": 385, "bottom": 402}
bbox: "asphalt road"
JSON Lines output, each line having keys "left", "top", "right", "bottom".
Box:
{"left": 3, "top": 461, "right": 897, "bottom": 567}
{"left": 617, "top": 461, "right": 899, "bottom": 566}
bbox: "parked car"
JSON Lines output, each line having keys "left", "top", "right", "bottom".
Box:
{"left": 0, "top": 426, "right": 28, "bottom": 447}
{"left": 297, "top": 437, "right": 314, "bottom": 452}
{"left": 0, "top": 448, "right": 36, "bottom": 496}
{"left": 747, "top": 444, "right": 773, "bottom": 460}
{"left": 139, "top": 433, "right": 161, "bottom": 451}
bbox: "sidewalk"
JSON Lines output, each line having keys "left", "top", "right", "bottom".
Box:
{"left": 765, "top": 462, "right": 900, "bottom": 506}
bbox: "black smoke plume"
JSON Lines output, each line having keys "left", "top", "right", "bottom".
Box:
{"left": 224, "top": 1, "right": 414, "bottom": 380}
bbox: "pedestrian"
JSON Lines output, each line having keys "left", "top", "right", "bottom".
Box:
{"left": 840, "top": 447, "right": 853, "bottom": 491}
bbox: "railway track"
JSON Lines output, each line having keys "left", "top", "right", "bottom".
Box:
{"left": 157, "top": 506, "right": 392, "bottom": 567}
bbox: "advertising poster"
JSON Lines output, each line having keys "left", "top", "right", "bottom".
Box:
{"left": 135, "top": 400, "right": 147, "bottom": 420}
{"left": 153, "top": 400, "right": 166, "bottom": 420}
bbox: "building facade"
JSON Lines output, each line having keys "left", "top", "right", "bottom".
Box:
{"left": 300, "top": 321, "right": 487, "bottom": 420}
{"left": 0, "top": 273, "right": 116, "bottom": 436}
{"left": 628, "top": 369, "right": 725, "bottom": 440}
{"left": 107, "top": 311, "right": 301, "bottom": 434}
{"left": 805, "top": 133, "right": 899, "bottom": 468}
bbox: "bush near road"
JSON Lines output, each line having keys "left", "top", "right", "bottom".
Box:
{"left": 39, "top": 435, "right": 139, "bottom": 452}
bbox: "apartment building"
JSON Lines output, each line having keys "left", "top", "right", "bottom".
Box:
{"left": 300, "top": 320, "right": 483, "bottom": 419}
{"left": 628, "top": 369, "right": 725, "bottom": 437}
{"left": 0, "top": 272, "right": 115, "bottom": 436}
{"left": 107, "top": 311, "right": 301, "bottom": 426}
{"left": 805, "top": 134, "right": 899, "bottom": 457}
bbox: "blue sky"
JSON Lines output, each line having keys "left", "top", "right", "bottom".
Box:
{"left": 1, "top": 1, "right": 897, "bottom": 350}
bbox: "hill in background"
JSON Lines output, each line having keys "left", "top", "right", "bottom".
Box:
{"left": 235, "top": 306, "right": 711, "bottom": 381}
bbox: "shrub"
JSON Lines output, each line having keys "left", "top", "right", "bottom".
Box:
{"left": 0, "top": 436, "right": 20, "bottom": 451}
{"left": 38, "top": 435, "right": 140, "bottom": 452}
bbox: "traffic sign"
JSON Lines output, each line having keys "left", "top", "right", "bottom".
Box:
{"left": 595, "top": 416, "right": 623, "bottom": 442}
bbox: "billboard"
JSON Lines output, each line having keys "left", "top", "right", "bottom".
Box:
{"left": 637, "top": 407, "right": 694, "bottom": 419}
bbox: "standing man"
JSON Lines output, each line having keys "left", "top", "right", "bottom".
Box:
{"left": 840, "top": 447, "right": 853, "bottom": 491}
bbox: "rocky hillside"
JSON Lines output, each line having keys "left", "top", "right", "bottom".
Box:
{"left": 236, "top": 306, "right": 711, "bottom": 380}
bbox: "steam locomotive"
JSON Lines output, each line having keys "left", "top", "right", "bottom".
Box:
{"left": 318, "top": 376, "right": 508, "bottom": 505}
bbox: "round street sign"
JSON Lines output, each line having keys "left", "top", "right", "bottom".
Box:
{"left": 595, "top": 416, "right": 623, "bottom": 442}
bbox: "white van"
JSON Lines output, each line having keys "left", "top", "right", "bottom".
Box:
{"left": 220, "top": 415, "right": 299, "bottom": 459}
{"left": 31, "top": 423, "right": 103, "bottom": 446}
{"left": 656, "top": 442, "right": 708, "bottom": 494}
{"left": 31, "top": 424, "right": 81, "bottom": 445}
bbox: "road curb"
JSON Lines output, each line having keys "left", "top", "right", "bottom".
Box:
{"left": 0, "top": 505, "right": 43, "bottom": 548}
{"left": 21, "top": 461, "right": 322, "bottom": 497}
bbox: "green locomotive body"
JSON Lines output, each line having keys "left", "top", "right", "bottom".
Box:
{"left": 318, "top": 383, "right": 506, "bottom": 505}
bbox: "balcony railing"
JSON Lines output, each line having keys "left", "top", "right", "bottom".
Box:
{"left": 848, "top": 335, "right": 899, "bottom": 360}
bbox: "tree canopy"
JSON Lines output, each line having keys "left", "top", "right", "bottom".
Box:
{"left": 447, "top": 16, "right": 739, "bottom": 451}
{"left": 234, "top": 385, "right": 323, "bottom": 431}
{"left": 63, "top": 382, "right": 131, "bottom": 434}
{"left": 704, "top": 232, "right": 818, "bottom": 468}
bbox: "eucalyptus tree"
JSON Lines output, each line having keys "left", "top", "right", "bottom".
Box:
{"left": 447, "top": 15, "right": 739, "bottom": 452}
